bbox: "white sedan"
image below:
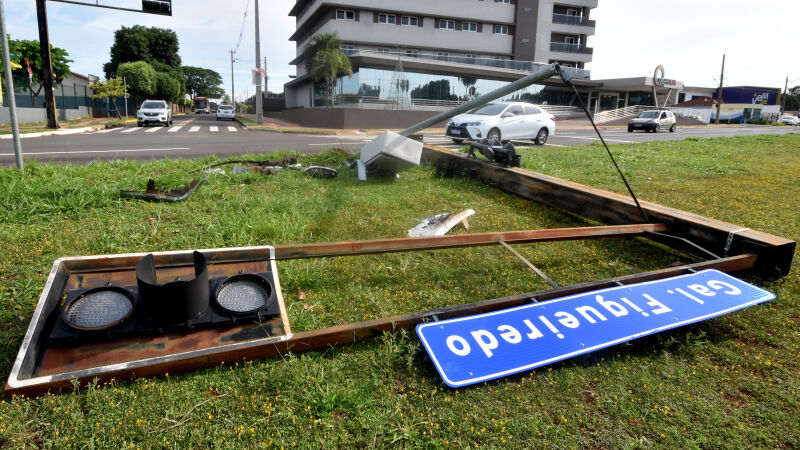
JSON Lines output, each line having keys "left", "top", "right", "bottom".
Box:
{"left": 446, "top": 101, "right": 556, "bottom": 145}
{"left": 779, "top": 115, "right": 799, "bottom": 126}
{"left": 216, "top": 104, "right": 235, "bottom": 121}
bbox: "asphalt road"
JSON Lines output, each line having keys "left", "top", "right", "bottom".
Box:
{"left": 2, "top": 114, "right": 798, "bottom": 165}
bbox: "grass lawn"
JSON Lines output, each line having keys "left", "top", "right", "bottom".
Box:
{"left": 0, "top": 133, "right": 798, "bottom": 447}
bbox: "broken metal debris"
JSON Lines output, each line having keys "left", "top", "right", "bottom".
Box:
{"left": 120, "top": 176, "right": 208, "bottom": 202}
{"left": 408, "top": 209, "right": 475, "bottom": 238}
{"left": 468, "top": 139, "right": 521, "bottom": 167}
{"left": 357, "top": 130, "right": 423, "bottom": 181}
{"left": 303, "top": 166, "right": 338, "bottom": 179}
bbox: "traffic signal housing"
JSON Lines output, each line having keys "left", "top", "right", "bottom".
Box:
{"left": 142, "top": 0, "right": 171, "bottom": 15}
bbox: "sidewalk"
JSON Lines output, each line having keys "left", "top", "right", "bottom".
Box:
{"left": 0, "top": 117, "right": 125, "bottom": 139}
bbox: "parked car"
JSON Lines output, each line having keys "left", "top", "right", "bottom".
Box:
{"left": 628, "top": 110, "right": 676, "bottom": 133}
{"left": 216, "top": 104, "right": 235, "bottom": 121}
{"left": 445, "top": 101, "right": 556, "bottom": 145}
{"left": 779, "top": 115, "right": 799, "bottom": 126}
{"left": 136, "top": 100, "right": 173, "bottom": 127}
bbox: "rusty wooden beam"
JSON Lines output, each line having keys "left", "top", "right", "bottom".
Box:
{"left": 274, "top": 223, "right": 669, "bottom": 260}
{"left": 421, "top": 145, "right": 795, "bottom": 279}
{"left": 5, "top": 254, "right": 756, "bottom": 396}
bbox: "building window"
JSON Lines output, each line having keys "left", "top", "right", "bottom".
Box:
{"left": 496, "top": 0, "right": 510, "bottom": 3}
{"left": 341, "top": 44, "right": 356, "bottom": 54}
{"left": 566, "top": 8, "right": 579, "bottom": 16}
{"left": 492, "top": 55, "right": 509, "bottom": 60}
{"left": 379, "top": 13, "right": 396, "bottom": 24}
{"left": 439, "top": 19, "right": 456, "bottom": 30}
{"left": 336, "top": 9, "right": 355, "bottom": 21}
{"left": 465, "top": 53, "right": 478, "bottom": 61}
{"left": 564, "top": 36, "right": 576, "bottom": 45}
{"left": 406, "top": 49, "right": 419, "bottom": 57}
{"left": 377, "top": 47, "right": 392, "bottom": 53}
{"left": 401, "top": 16, "right": 418, "bottom": 26}
{"left": 494, "top": 25, "right": 509, "bottom": 35}
{"left": 462, "top": 21, "right": 478, "bottom": 32}
{"left": 436, "top": 52, "right": 449, "bottom": 61}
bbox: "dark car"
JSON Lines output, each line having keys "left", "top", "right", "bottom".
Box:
{"left": 628, "top": 110, "right": 676, "bottom": 133}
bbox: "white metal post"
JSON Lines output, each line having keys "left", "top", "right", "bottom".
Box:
{"left": 0, "top": 0, "right": 23, "bottom": 169}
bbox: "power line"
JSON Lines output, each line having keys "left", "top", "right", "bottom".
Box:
{"left": 232, "top": 0, "right": 249, "bottom": 57}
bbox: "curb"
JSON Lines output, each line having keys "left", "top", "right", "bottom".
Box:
{"left": 0, "top": 126, "right": 100, "bottom": 140}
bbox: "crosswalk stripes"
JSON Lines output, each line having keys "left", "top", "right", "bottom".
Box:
{"left": 227, "top": 126, "right": 237, "bottom": 132}
{"left": 168, "top": 125, "right": 182, "bottom": 133}
{"left": 145, "top": 126, "right": 162, "bottom": 133}
{"left": 189, "top": 126, "right": 200, "bottom": 133}
{"left": 209, "top": 126, "right": 218, "bottom": 132}
{"left": 120, "top": 127, "right": 138, "bottom": 133}
{"left": 100, "top": 124, "right": 241, "bottom": 135}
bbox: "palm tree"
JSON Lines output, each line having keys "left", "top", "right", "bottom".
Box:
{"left": 303, "top": 33, "right": 353, "bottom": 107}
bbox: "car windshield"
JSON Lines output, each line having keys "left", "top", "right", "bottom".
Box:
{"left": 637, "top": 111, "right": 660, "bottom": 118}
{"left": 141, "top": 101, "right": 165, "bottom": 109}
{"left": 219, "top": 105, "right": 234, "bottom": 110}
{"left": 468, "top": 104, "right": 508, "bottom": 116}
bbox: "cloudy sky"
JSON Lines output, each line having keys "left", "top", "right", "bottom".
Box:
{"left": 4, "top": 0, "right": 799, "bottom": 99}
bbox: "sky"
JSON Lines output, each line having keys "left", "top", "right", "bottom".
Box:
{"left": 4, "top": 0, "right": 800, "bottom": 100}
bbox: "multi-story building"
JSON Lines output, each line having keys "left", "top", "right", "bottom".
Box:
{"left": 284, "top": 0, "right": 598, "bottom": 109}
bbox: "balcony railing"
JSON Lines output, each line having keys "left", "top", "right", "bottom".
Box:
{"left": 549, "top": 42, "right": 593, "bottom": 54}
{"left": 344, "top": 49, "right": 591, "bottom": 78}
{"left": 552, "top": 13, "right": 596, "bottom": 27}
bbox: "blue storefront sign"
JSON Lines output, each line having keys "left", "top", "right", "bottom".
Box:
{"left": 716, "top": 87, "right": 779, "bottom": 105}
{"left": 416, "top": 270, "right": 774, "bottom": 387}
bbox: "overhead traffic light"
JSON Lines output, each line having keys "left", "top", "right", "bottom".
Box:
{"left": 142, "top": 0, "right": 171, "bottom": 16}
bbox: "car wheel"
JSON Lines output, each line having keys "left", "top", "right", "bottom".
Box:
{"left": 669, "top": 124, "right": 676, "bottom": 132}
{"left": 487, "top": 128, "right": 501, "bottom": 143}
{"left": 654, "top": 124, "right": 661, "bottom": 133}
{"left": 451, "top": 139, "right": 464, "bottom": 144}
{"left": 137, "top": 122, "right": 143, "bottom": 127}
{"left": 534, "top": 128, "right": 549, "bottom": 145}
{"left": 628, "top": 127, "right": 633, "bottom": 133}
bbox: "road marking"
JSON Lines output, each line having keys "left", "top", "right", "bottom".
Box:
{"left": 121, "top": 127, "right": 139, "bottom": 133}
{"left": 189, "top": 126, "right": 200, "bottom": 133}
{"left": 210, "top": 126, "right": 218, "bottom": 132}
{"left": 308, "top": 142, "right": 363, "bottom": 146}
{"left": 227, "top": 126, "right": 237, "bottom": 132}
{"left": 0, "top": 147, "right": 191, "bottom": 156}
{"left": 168, "top": 125, "right": 183, "bottom": 133}
{"left": 145, "top": 126, "right": 161, "bottom": 133}
{"left": 562, "top": 136, "right": 635, "bottom": 144}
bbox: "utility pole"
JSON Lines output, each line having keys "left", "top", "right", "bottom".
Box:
{"left": 230, "top": 49, "right": 236, "bottom": 110}
{"left": 714, "top": 54, "right": 725, "bottom": 125}
{"left": 0, "top": 0, "right": 23, "bottom": 169}
{"left": 254, "top": 0, "right": 263, "bottom": 124}
{"left": 35, "top": 0, "right": 59, "bottom": 129}
{"left": 780, "top": 76, "right": 788, "bottom": 116}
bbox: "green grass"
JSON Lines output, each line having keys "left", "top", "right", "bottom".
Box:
{"left": 0, "top": 134, "right": 799, "bottom": 447}
{"left": 235, "top": 115, "right": 257, "bottom": 125}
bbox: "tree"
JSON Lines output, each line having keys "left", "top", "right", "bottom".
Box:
{"left": 783, "top": 86, "right": 800, "bottom": 112}
{"left": 155, "top": 72, "right": 181, "bottom": 103}
{"left": 182, "top": 66, "right": 225, "bottom": 99}
{"left": 303, "top": 33, "right": 352, "bottom": 107}
{"left": 88, "top": 77, "right": 125, "bottom": 118}
{"left": 458, "top": 76, "right": 477, "bottom": 99}
{"left": 4, "top": 38, "right": 72, "bottom": 107}
{"left": 104, "top": 25, "right": 181, "bottom": 78}
{"left": 117, "top": 61, "right": 156, "bottom": 105}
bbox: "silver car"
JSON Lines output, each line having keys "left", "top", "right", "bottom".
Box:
{"left": 216, "top": 104, "right": 235, "bottom": 121}
{"left": 628, "top": 110, "right": 676, "bottom": 133}
{"left": 136, "top": 100, "right": 173, "bottom": 127}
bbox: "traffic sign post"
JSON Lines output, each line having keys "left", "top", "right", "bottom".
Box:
{"left": 417, "top": 270, "right": 774, "bottom": 388}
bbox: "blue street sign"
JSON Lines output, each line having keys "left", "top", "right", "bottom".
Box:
{"left": 416, "top": 270, "right": 774, "bottom": 388}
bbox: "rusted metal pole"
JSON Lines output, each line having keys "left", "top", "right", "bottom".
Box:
{"left": 399, "top": 64, "right": 561, "bottom": 136}
{"left": 274, "top": 223, "right": 668, "bottom": 260}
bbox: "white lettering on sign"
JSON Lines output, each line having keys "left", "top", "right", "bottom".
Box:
{"left": 442, "top": 279, "right": 759, "bottom": 359}
{"left": 752, "top": 93, "right": 770, "bottom": 105}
